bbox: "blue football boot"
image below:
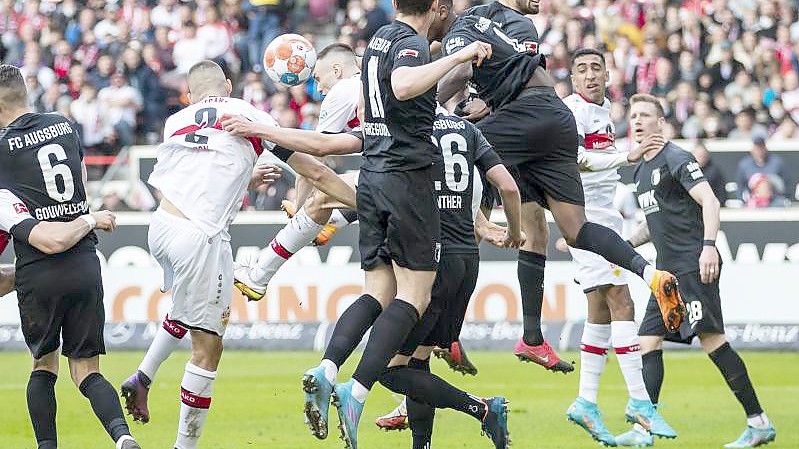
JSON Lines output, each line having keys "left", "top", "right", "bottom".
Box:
{"left": 331, "top": 380, "right": 364, "bottom": 449}
{"left": 724, "top": 425, "right": 777, "bottom": 448}
{"left": 302, "top": 365, "right": 333, "bottom": 439}
{"left": 625, "top": 398, "right": 677, "bottom": 439}
{"left": 566, "top": 397, "right": 616, "bottom": 446}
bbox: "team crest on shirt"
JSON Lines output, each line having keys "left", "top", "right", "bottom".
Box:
{"left": 475, "top": 17, "right": 492, "bottom": 32}
{"left": 651, "top": 168, "right": 661, "bottom": 186}
{"left": 13, "top": 202, "right": 28, "bottom": 214}
{"left": 396, "top": 49, "right": 419, "bottom": 59}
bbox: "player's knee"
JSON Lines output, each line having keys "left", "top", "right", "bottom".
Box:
{"left": 32, "top": 351, "right": 59, "bottom": 375}
{"left": 606, "top": 287, "right": 635, "bottom": 321}
{"left": 699, "top": 333, "right": 727, "bottom": 354}
{"left": 639, "top": 336, "right": 663, "bottom": 354}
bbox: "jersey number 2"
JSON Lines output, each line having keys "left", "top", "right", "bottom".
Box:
{"left": 432, "top": 133, "right": 469, "bottom": 192}
{"left": 37, "top": 144, "right": 75, "bottom": 202}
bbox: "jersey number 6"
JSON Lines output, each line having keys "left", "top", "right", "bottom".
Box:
{"left": 37, "top": 144, "right": 75, "bottom": 202}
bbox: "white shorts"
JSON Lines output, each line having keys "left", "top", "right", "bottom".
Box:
{"left": 568, "top": 205, "right": 631, "bottom": 292}
{"left": 148, "top": 208, "right": 233, "bottom": 336}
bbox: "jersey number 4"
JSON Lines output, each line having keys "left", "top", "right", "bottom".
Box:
{"left": 432, "top": 133, "right": 469, "bottom": 192}
{"left": 37, "top": 144, "right": 75, "bottom": 202}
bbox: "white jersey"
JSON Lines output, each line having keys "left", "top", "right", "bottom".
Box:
{"left": 148, "top": 96, "right": 276, "bottom": 238}
{"left": 316, "top": 75, "right": 361, "bottom": 133}
{"left": 563, "top": 94, "right": 626, "bottom": 208}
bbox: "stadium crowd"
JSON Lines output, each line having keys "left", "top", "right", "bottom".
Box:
{"left": 1, "top": 0, "right": 798, "bottom": 209}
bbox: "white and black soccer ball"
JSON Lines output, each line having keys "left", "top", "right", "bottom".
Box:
{"left": 263, "top": 34, "right": 317, "bottom": 87}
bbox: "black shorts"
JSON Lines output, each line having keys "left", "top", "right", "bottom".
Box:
{"left": 16, "top": 252, "right": 106, "bottom": 359}
{"left": 477, "top": 87, "right": 584, "bottom": 208}
{"left": 399, "top": 252, "right": 479, "bottom": 355}
{"left": 357, "top": 167, "right": 441, "bottom": 271}
{"left": 639, "top": 270, "right": 725, "bottom": 344}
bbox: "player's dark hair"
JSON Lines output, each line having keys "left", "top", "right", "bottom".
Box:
{"left": 317, "top": 43, "right": 356, "bottom": 61}
{"left": 570, "top": 48, "right": 605, "bottom": 68}
{"left": 395, "top": 0, "right": 436, "bottom": 15}
{"left": 630, "top": 93, "right": 665, "bottom": 118}
{"left": 0, "top": 64, "right": 27, "bottom": 107}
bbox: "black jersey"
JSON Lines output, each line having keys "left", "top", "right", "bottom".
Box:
{"left": 433, "top": 113, "right": 501, "bottom": 253}
{"left": 0, "top": 112, "right": 96, "bottom": 269}
{"left": 633, "top": 142, "right": 707, "bottom": 275}
{"left": 442, "top": 2, "right": 545, "bottom": 110}
{"left": 361, "top": 20, "right": 438, "bottom": 172}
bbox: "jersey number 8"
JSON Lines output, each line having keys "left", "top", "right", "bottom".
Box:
{"left": 37, "top": 144, "right": 75, "bottom": 202}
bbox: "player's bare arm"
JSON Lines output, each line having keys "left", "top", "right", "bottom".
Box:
{"left": 485, "top": 165, "right": 524, "bottom": 248}
{"left": 0, "top": 265, "right": 13, "bottom": 296}
{"left": 627, "top": 220, "right": 651, "bottom": 249}
{"left": 285, "top": 153, "right": 357, "bottom": 209}
{"left": 27, "top": 211, "right": 116, "bottom": 254}
{"left": 221, "top": 115, "right": 362, "bottom": 156}
{"left": 437, "top": 61, "right": 472, "bottom": 105}
{"left": 392, "top": 41, "right": 491, "bottom": 101}
{"left": 577, "top": 133, "right": 665, "bottom": 172}
{"left": 688, "top": 181, "right": 721, "bottom": 284}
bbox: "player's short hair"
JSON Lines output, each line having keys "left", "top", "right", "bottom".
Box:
{"left": 187, "top": 60, "right": 227, "bottom": 98}
{"left": 395, "top": 0, "right": 436, "bottom": 15}
{"left": 0, "top": 64, "right": 27, "bottom": 108}
{"left": 570, "top": 48, "right": 605, "bottom": 68}
{"left": 630, "top": 93, "right": 665, "bottom": 118}
{"left": 317, "top": 43, "right": 356, "bottom": 62}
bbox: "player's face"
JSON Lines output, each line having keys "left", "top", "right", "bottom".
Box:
{"left": 517, "top": 0, "right": 540, "bottom": 15}
{"left": 428, "top": 3, "right": 453, "bottom": 42}
{"left": 313, "top": 58, "right": 339, "bottom": 95}
{"left": 570, "top": 54, "right": 607, "bottom": 104}
{"left": 629, "top": 102, "right": 664, "bottom": 143}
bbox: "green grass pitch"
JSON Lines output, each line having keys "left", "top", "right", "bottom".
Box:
{"left": 0, "top": 351, "right": 796, "bottom": 448}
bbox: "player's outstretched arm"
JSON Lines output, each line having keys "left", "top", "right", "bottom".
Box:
{"left": 392, "top": 41, "right": 491, "bottom": 101}
{"left": 688, "top": 181, "right": 721, "bottom": 283}
{"left": 285, "top": 153, "right": 357, "bottom": 209}
{"left": 0, "top": 265, "right": 13, "bottom": 296}
{"left": 437, "top": 62, "right": 472, "bottom": 105}
{"left": 221, "top": 115, "right": 362, "bottom": 156}
{"left": 486, "top": 164, "right": 524, "bottom": 248}
{"left": 27, "top": 211, "right": 116, "bottom": 255}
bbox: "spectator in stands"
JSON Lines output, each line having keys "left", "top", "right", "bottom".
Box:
{"left": 360, "top": 0, "right": 390, "bottom": 43}
{"left": 100, "top": 190, "right": 136, "bottom": 212}
{"left": 197, "top": 7, "right": 232, "bottom": 64}
{"left": 66, "top": 63, "right": 87, "bottom": 99}
{"left": 729, "top": 109, "right": 769, "bottom": 141}
{"left": 75, "top": 30, "right": 100, "bottom": 70}
{"left": 245, "top": 0, "right": 287, "bottom": 72}
{"left": 708, "top": 41, "right": 745, "bottom": 94}
{"left": 70, "top": 84, "right": 108, "bottom": 152}
{"left": 20, "top": 44, "right": 55, "bottom": 89}
{"left": 98, "top": 72, "right": 142, "bottom": 149}
{"left": 692, "top": 142, "right": 727, "bottom": 205}
{"left": 773, "top": 116, "right": 798, "bottom": 140}
{"left": 782, "top": 71, "right": 799, "bottom": 123}
{"left": 746, "top": 173, "right": 790, "bottom": 208}
{"left": 25, "top": 73, "right": 45, "bottom": 112}
{"left": 89, "top": 53, "right": 115, "bottom": 90}
{"left": 172, "top": 21, "right": 205, "bottom": 75}
{"left": 736, "top": 136, "right": 791, "bottom": 203}
{"left": 122, "top": 47, "right": 166, "bottom": 142}
{"left": 247, "top": 178, "right": 294, "bottom": 211}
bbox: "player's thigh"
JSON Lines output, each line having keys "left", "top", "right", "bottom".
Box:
{"left": 357, "top": 171, "right": 391, "bottom": 271}
{"left": 16, "top": 274, "right": 69, "bottom": 361}
{"left": 385, "top": 168, "right": 441, "bottom": 273}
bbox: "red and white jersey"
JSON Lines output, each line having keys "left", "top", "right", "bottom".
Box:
{"left": 0, "top": 188, "right": 33, "bottom": 253}
{"left": 563, "top": 93, "right": 623, "bottom": 208}
{"left": 316, "top": 75, "right": 361, "bottom": 133}
{"left": 148, "top": 96, "right": 277, "bottom": 238}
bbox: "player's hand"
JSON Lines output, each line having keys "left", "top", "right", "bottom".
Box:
{"left": 699, "top": 246, "right": 720, "bottom": 284}
{"left": 461, "top": 98, "right": 490, "bottom": 122}
{"left": 477, "top": 220, "right": 508, "bottom": 247}
{"left": 502, "top": 229, "right": 526, "bottom": 249}
{"left": 221, "top": 114, "right": 261, "bottom": 137}
{"left": 453, "top": 41, "right": 492, "bottom": 66}
{"left": 555, "top": 237, "right": 569, "bottom": 252}
{"left": 630, "top": 133, "right": 666, "bottom": 162}
{"left": 249, "top": 164, "right": 283, "bottom": 190}
{"left": 91, "top": 210, "right": 117, "bottom": 232}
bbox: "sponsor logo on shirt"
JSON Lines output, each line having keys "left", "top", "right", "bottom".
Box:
{"left": 686, "top": 162, "right": 704, "bottom": 180}
{"left": 396, "top": 49, "right": 419, "bottom": 59}
{"left": 446, "top": 37, "right": 465, "bottom": 54}
{"left": 475, "top": 17, "right": 491, "bottom": 32}
{"left": 637, "top": 189, "right": 660, "bottom": 215}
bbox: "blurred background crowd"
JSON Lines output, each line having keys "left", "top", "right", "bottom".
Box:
{"left": 1, "top": 0, "right": 798, "bottom": 210}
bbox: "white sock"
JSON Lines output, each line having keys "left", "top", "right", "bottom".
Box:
{"left": 115, "top": 435, "right": 136, "bottom": 449}
{"left": 250, "top": 207, "right": 324, "bottom": 284}
{"left": 175, "top": 363, "right": 216, "bottom": 449}
{"left": 138, "top": 316, "right": 187, "bottom": 383}
{"left": 747, "top": 413, "right": 771, "bottom": 429}
{"left": 320, "top": 359, "right": 338, "bottom": 385}
{"left": 578, "top": 323, "right": 611, "bottom": 404}
{"left": 351, "top": 379, "right": 369, "bottom": 404}
{"left": 328, "top": 209, "right": 354, "bottom": 228}
{"left": 643, "top": 265, "right": 655, "bottom": 285}
{"left": 612, "top": 321, "right": 650, "bottom": 401}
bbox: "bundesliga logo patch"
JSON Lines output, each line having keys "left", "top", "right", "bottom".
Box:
{"left": 13, "top": 203, "right": 29, "bottom": 214}
{"left": 396, "top": 49, "right": 419, "bottom": 59}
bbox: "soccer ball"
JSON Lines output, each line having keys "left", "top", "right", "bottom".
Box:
{"left": 263, "top": 34, "right": 317, "bottom": 87}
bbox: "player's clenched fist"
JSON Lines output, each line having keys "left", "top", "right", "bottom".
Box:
{"left": 91, "top": 210, "right": 117, "bottom": 232}
{"left": 221, "top": 114, "right": 261, "bottom": 137}
{"left": 453, "top": 41, "right": 493, "bottom": 67}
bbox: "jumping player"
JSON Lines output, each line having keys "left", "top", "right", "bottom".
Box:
{"left": 560, "top": 49, "right": 674, "bottom": 446}
{"left": 437, "top": 0, "right": 685, "bottom": 373}
{"left": 625, "top": 93, "right": 776, "bottom": 448}
{"left": 117, "top": 60, "right": 356, "bottom": 449}
{"left": 0, "top": 64, "right": 139, "bottom": 449}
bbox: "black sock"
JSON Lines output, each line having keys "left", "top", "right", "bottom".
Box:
{"left": 709, "top": 342, "right": 763, "bottom": 417}
{"left": 574, "top": 222, "right": 650, "bottom": 278}
{"left": 341, "top": 209, "right": 359, "bottom": 223}
{"left": 379, "top": 366, "right": 486, "bottom": 422}
{"left": 408, "top": 358, "right": 435, "bottom": 449}
{"left": 352, "top": 299, "right": 419, "bottom": 390}
{"left": 642, "top": 350, "right": 664, "bottom": 403}
{"left": 518, "top": 250, "right": 545, "bottom": 345}
{"left": 323, "top": 294, "right": 383, "bottom": 367}
{"left": 27, "top": 370, "right": 58, "bottom": 449}
{"left": 79, "top": 373, "right": 131, "bottom": 443}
